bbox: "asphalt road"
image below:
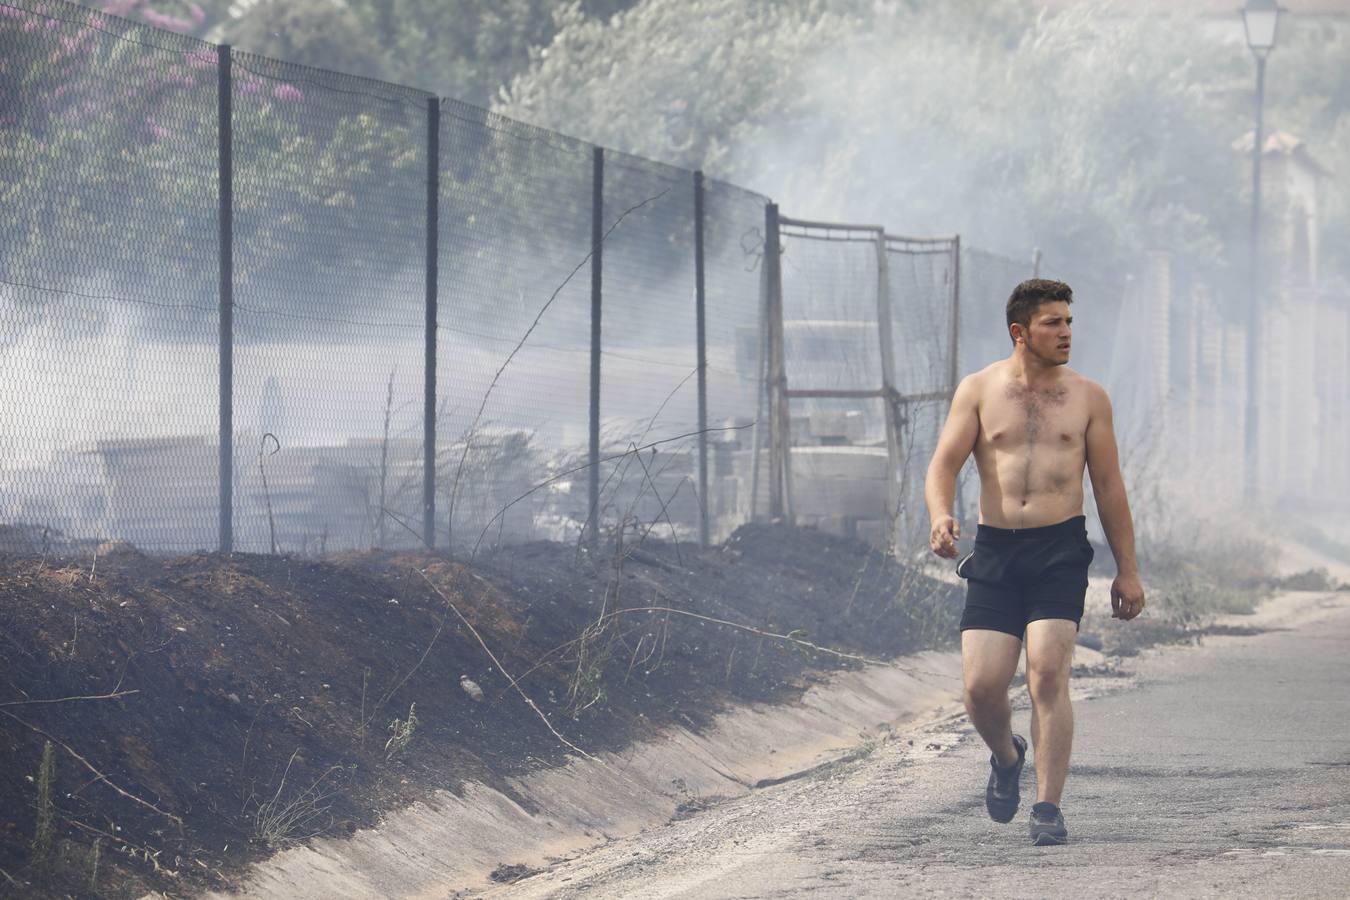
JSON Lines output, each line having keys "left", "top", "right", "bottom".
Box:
{"left": 483, "top": 592, "right": 1350, "bottom": 899}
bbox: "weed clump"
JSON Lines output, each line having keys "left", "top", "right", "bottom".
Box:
{"left": 385, "top": 703, "right": 419, "bottom": 759}
{"left": 31, "top": 741, "right": 55, "bottom": 869}
{"left": 251, "top": 750, "right": 347, "bottom": 848}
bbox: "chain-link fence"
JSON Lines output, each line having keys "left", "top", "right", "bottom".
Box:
{"left": 701, "top": 180, "right": 770, "bottom": 542}
{"left": 0, "top": 1, "right": 222, "bottom": 552}
{"left": 2, "top": 0, "right": 1144, "bottom": 559}
{"left": 229, "top": 52, "right": 432, "bottom": 555}
{"left": 435, "top": 101, "right": 595, "bottom": 555}
{"left": 0, "top": 0, "right": 783, "bottom": 556}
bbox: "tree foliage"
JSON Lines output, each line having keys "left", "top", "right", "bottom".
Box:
{"left": 341, "top": 0, "right": 635, "bottom": 102}
{"left": 225, "top": 0, "right": 387, "bottom": 82}
{"left": 1, "top": 1, "right": 429, "bottom": 337}
{"left": 499, "top": 0, "right": 853, "bottom": 174}
{"left": 15, "top": 0, "right": 1344, "bottom": 327}
{"left": 497, "top": 0, "right": 1349, "bottom": 285}
{"left": 74, "top": 0, "right": 642, "bottom": 104}
{"left": 1259, "top": 18, "right": 1350, "bottom": 287}
{"left": 1, "top": 1, "right": 222, "bottom": 312}
{"left": 90, "top": 0, "right": 231, "bottom": 39}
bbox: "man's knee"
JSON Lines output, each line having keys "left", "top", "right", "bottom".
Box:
{"left": 1026, "top": 663, "right": 1069, "bottom": 704}
{"left": 1024, "top": 619, "right": 1076, "bottom": 704}
{"left": 963, "top": 678, "right": 1009, "bottom": 713}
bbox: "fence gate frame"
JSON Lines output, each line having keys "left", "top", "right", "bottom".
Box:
{"left": 883, "top": 231, "right": 962, "bottom": 547}
{"left": 760, "top": 213, "right": 961, "bottom": 550}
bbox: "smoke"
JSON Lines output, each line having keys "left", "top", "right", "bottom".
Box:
{"left": 725, "top": 1, "right": 1244, "bottom": 282}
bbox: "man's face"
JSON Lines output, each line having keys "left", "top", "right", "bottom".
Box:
{"left": 1016, "top": 300, "right": 1073, "bottom": 366}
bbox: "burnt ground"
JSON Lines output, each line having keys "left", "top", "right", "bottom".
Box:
{"left": 0, "top": 524, "right": 963, "bottom": 899}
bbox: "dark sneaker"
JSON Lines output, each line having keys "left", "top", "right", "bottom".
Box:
{"left": 985, "top": 734, "right": 1027, "bottom": 823}
{"left": 1029, "top": 801, "right": 1069, "bottom": 846}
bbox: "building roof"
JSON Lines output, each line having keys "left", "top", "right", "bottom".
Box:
{"left": 1232, "top": 130, "right": 1334, "bottom": 175}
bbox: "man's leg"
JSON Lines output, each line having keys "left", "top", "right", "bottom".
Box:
{"left": 1023, "top": 618, "right": 1078, "bottom": 805}
{"left": 961, "top": 628, "right": 1023, "bottom": 766}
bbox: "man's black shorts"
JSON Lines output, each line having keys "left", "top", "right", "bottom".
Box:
{"left": 956, "top": 515, "right": 1094, "bottom": 638}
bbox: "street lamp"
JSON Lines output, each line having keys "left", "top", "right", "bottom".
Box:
{"left": 1242, "top": 0, "right": 1281, "bottom": 53}
{"left": 1241, "top": 0, "right": 1282, "bottom": 505}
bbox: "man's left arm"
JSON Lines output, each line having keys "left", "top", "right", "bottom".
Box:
{"left": 1084, "top": 382, "right": 1145, "bottom": 621}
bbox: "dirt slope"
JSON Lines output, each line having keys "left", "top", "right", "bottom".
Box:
{"left": 0, "top": 525, "right": 960, "bottom": 898}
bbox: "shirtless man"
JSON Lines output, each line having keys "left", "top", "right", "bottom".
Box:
{"left": 924, "top": 278, "right": 1145, "bottom": 846}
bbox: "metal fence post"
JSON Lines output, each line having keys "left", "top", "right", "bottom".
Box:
{"left": 1344, "top": 311, "right": 1350, "bottom": 497}
{"left": 873, "top": 232, "right": 901, "bottom": 550}
{"left": 951, "top": 236, "right": 965, "bottom": 524}
{"left": 217, "top": 44, "right": 233, "bottom": 554}
{"left": 423, "top": 98, "right": 439, "bottom": 550}
{"left": 764, "top": 202, "right": 789, "bottom": 522}
{"left": 587, "top": 148, "right": 604, "bottom": 550}
{"left": 694, "top": 172, "right": 709, "bottom": 548}
{"left": 748, "top": 238, "right": 768, "bottom": 523}
{"left": 950, "top": 235, "right": 962, "bottom": 395}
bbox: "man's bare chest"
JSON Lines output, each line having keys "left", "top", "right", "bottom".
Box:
{"left": 977, "top": 381, "right": 1089, "bottom": 450}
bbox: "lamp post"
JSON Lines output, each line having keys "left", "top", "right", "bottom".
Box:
{"left": 1241, "top": 0, "right": 1281, "bottom": 505}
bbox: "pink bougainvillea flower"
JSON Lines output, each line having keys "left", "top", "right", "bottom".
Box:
{"left": 188, "top": 2, "right": 205, "bottom": 25}
{"left": 103, "top": 0, "right": 142, "bottom": 16}
{"left": 184, "top": 48, "right": 216, "bottom": 69}
{"left": 139, "top": 8, "right": 191, "bottom": 32}
{"left": 272, "top": 84, "right": 304, "bottom": 102}
{"left": 238, "top": 79, "right": 262, "bottom": 95}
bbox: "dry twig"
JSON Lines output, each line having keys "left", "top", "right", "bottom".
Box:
{"left": 631, "top": 451, "right": 686, "bottom": 563}
{"left": 0, "top": 709, "right": 183, "bottom": 827}
{"left": 414, "top": 568, "right": 595, "bottom": 761}
{"left": 259, "top": 433, "right": 281, "bottom": 556}
{"left": 0, "top": 864, "right": 23, "bottom": 889}
{"left": 377, "top": 370, "right": 395, "bottom": 549}
{"left": 572, "top": 367, "right": 697, "bottom": 558}
{"left": 471, "top": 423, "right": 752, "bottom": 559}
{"left": 504, "top": 604, "right": 959, "bottom": 689}
{"left": 0, "top": 689, "right": 139, "bottom": 708}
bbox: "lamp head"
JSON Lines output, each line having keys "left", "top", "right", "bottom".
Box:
{"left": 1242, "top": 0, "right": 1282, "bottom": 56}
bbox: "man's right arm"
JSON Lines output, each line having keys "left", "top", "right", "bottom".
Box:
{"left": 924, "top": 374, "right": 981, "bottom": 558}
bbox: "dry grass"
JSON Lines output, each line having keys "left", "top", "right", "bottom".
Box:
{"left": 249, "top": 750, "right": 348, "bottom": 849}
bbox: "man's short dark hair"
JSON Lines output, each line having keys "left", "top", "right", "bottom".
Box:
{"left": 1006, "top": 278, "right": 1073, "bottom": 343}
